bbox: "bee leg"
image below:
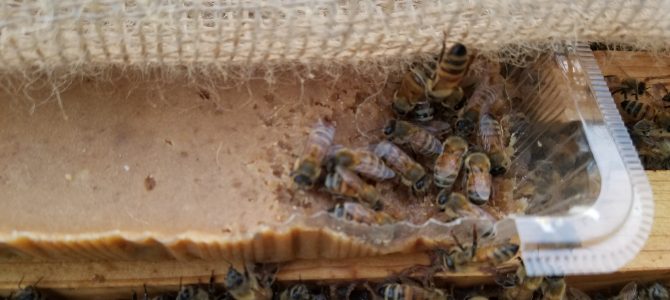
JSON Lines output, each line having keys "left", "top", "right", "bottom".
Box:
{"left": 344, "top": 282, "right": 357, "bottom": 299}
{"left": 396, "top": 265, "right": 430, "bottom": 287}
{"left": 471, "top": 224, "right": 478, "bottom": 259}
{"left": 418, "top": 265, "right": 440, "bottom": 289}
{"left": 143, "top": 284, "right": 149, "bottom": 300}
{"left": 362, "top": 282, "right": 379, "bottom": 300}
{"left": 450, "top": 231, "right": 466, "bottom": 252}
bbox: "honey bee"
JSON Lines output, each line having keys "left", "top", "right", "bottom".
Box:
{"left": 609, "top": 76, "right": 647, "bottom": 100}
{"left": 567, "top": 287, "right": 592, "bottom": 300}
{"left": 434, "top": 136, "right": 468, "bottom": 190}
{"left": 374, "top": 141, "right": 429, "bottom": 195}
{"left": 10, "top": 286, "right": 46, "bottom": 300}
{"left": 225, "top": 264, "right": 273, "bottom": 300}
{"left": 377, "top": 283, "right": 447, "bottom": 300}
{"left": 620, "top": 99, "right": 670, "bottom": 131}
{"left": 408, "top": 101, "right": 435, "bottom": 123}
{"left": 279, "top": 284, "right": 312, "bottom": 300}
{"left": 520, "top": 160, "right": 563, "bottom": 212}
{"left": 429, "top": 42, "right": 471, "bottom": 110}
{"left": 392, "top": 62, "right": 433, "bottom": 116}
{"left": 540, "top": 276, "right": 566, "bottom": 300}
{"left": 418, "top": 120, "right": 453, "bottom": 141}
{"left": 604, "top": 282, "right": 637, "bottom": 300}
{"left": 436, "top": 191, "right": 490, "bottom": 222}
{"left": 464, "top": 153, "right": 492, "bottom": 205}
{"left": 291, "top": 120, "right": 336, "bottom": 189}
{"left": 138, "top": 284, "right": 176, "bottom": 300}
{"left": 328, "top": 147, "right": 396, "bottom": 181}
{"left": 479, "top": 114, "right": 510, "bottom": 176}
{"left": 9, "top": 278, "right": 46, "bottom": 300}
{"left": 329, "top": 202, "right": 394, "bottom": 225}
{"left": 640, "top": 282, "right": 669, "bottom": 300}
{"left": 455, "top": 107, "right": 480, "bottom": 137}
{"left": 434, "top": 226, "right": 518, "bottom": 272}
{"left": 324, "top": 166, "right": 383, "bottom": 209}
{"left": 176, "top": 285, "right": 212, "bottom": 300}
{"left": 498, "top": 260, "right": 543, "bottom": 300}
{"left": 383, "top": 120, "right": 443, "bottom": 157}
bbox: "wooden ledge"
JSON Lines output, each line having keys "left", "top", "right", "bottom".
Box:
{"left": 0, "top": 170, "right": 667, "bottom": 298}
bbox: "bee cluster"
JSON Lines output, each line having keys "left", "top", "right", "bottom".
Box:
{"left": 290, "top": 42, "right": 522, "bottom": 227}
{"left": 6, "top": 261, "right": 669, "bottom": 300}
{"left": 604, "top": 75, "right": 670, "bottom": 169}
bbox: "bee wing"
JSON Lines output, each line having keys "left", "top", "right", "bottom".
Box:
{"left": 567, "top": 287, "right": 592, "bottom": 300}
{"left": 650, "top": 83, "right": 669, "bottom": 100}
{"left": 473, "top": 172, "right": 492, "bottom": 197}
{"left": 354, "top": 151, "right": 396, "bottom": 181}
{"left": 493, "top": 272, "right": 517, "bottom": 288}
{"left": 617, "top": 282, "right": 637, "bottom": 300}
{"left": 604, "top": 75, "right": 621, "bottom": 86}
{"left": 462, "top": 201, "right": 496, "bottom": 221}
{"left": 419, "top": 120, "right": 452, "bottom": 138}
{"left": 327, "top": 144, "right": 346, "bottom": 157}
{"left": 479, "top": 114, "right": 504, "bottom": 152}
{"left": 335, "top": 166, "right": 365, "bottom": 190}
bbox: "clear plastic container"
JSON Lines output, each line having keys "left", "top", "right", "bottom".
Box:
{"left": 499, "top": 44, "right": 653, "bottom": 275}
{"left": 291, "top": 43, "right": 654, "bottom": 276}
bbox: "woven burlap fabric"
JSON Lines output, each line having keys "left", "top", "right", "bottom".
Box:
{"left": 0, "top": 0, "right": 668, "bottom": 75}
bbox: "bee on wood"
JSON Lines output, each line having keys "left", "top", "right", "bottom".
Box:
{"left": 434, "top": 226, "right": 518, "bottom": 272}
{"left": 279, "top": 284, "right": 313, "bottom": 300}
{"left": 225, "top": 264, "right": 273, "bottom": 300}
{"left": 374, "top": 141, "right": 429, "bottom": 195}
{"left": 9, "top": 278, "right": 46, "bottom": 300}
{"left": 455, "top": 107, "right": 480, "bottom": 137}
{"left": 324, "top": 166, "right": 383, "bottom": 210}
{"left": 137, "top": 284, "right": 176, "bottom": 300}
{"left": 620, "top": 99, "right": 670, "bottom": 131}
{"left": 607, "top": 76, "right": 647, "bottom": 100}
{"left": 435, "top": 191, "right": 492, "bottom": 222}
{"left": 464, "top": 153, "right": 492, "bottom": 205}
{"left": 9, "top": 286, "right": 46, "bottom": 300}
{"left": 383, "top": 120, "right": 443, "bottom": 158}
{"left": 640, "top": 282, "right": 669, "bottom": 300}
{"left": 377, "top": 283, "right": 447, "bottom": 300}
{"left": 479, "top": 114, "right": 510, "bottom": 176}
{"left": 540, "top": 276, "right": 566, "bottom": 300}
{"left": 327, "top": 147, "right": 396, "bottom": 182}
{"left": 429, "top": 43, "right": 471, "bottom": 110}
{"left": 434, "top": 136, "right": 468, "bottom": 190}
{"left": 392, "top": 62, "right": 433, "bottom": 116}
{"left": 176, "top": 286, "right": 212, "bottom": 300}
{"left": 329, "top": 202, "right": 394, "bottom": 225}
{"left": 174, "top": 272, "right": 230, "bottom": 300}
{"left": 497, "top": 260, "right": 543, "bottom": 300}
{"left": 291, "top": 120, "right": 336, "bottom": 189}
{"left": 567, "top": 287, "right": 592, "bottom": 300}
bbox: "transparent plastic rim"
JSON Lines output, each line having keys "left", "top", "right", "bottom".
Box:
{"left": 515, "top": 43, "right": 654, "bottom": 276}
